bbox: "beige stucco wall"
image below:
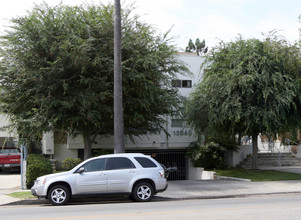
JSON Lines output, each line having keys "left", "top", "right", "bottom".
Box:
{"left": 54, "top": 143, "right": 78, "bottom": 169}
{"left": 0, "top": 114, "right": 16, "bottom": 137}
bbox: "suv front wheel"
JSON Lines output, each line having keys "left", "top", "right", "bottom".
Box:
{"left": 48, "top": 185, "right": 70, "bottom": 206}
{"left": 132, "top": 182, "right": 154, "bottom": 202}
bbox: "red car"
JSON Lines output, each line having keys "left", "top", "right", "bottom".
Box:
{"left": 0, "top": 147, "right": 21, "bottom": 172}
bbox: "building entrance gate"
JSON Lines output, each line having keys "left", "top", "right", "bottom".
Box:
{"left": 128, "top": 150, "right": 187, "bottom": 181}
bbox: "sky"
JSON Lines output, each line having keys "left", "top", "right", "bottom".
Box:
{"left": 0, "top": 0, "right": 300, "bottom": 51}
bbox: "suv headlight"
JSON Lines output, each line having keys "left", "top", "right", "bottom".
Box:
{"left": 34, "top": 179, "right": 40, "bottom": 186}
{"left": 35, "top": 177, "right": 47, "bottom": 186}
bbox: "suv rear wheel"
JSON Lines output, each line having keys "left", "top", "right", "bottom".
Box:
{"left": 132, "top": 182, "right": 154, "bottom": 202}
{"left": 48, "top": 185, "right": 70, "bottom": 206}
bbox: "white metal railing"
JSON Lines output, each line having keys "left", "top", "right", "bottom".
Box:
{"left": 259, "top": 136, "right": 282, "bottom": 166}
{"left": 272, "top": 142, "right": 281, "bottom": 167}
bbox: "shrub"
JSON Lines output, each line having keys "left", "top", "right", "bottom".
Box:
{"left": 62, "top": 157, "right": 82, "bottom": 170}
{"left": 186, "top": 142, "right": 227, "bottom": 169}
{"left": 26, "top": 154, "right": 52, "bottom": 188}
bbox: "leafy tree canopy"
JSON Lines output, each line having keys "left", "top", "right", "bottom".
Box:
{"left": 186, "top": 35, "right": 301, "bottom": 169}
{"left": 0, "top": 2, "right": 188, "bottom": 159}
{"left": 185, "top": 38, "right": 208, "bottom": 55}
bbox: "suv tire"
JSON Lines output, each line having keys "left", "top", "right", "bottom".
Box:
{"left": 48, "top": 185, "right": 70, "bottom": 206}
{"left": 132, "top": 182, "right": 154, "bottom": 202}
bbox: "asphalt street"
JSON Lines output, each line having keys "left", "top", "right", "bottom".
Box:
{"left": 2, "top": 193, "right": 301, "bottom": 220}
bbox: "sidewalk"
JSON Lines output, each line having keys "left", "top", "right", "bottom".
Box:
{"left": 160, "top": 179, "right": 301, "bottom": 200}
{"left": 2, "top": 166, "right": 301, "bottom": 206}
{"left": 2, "top": 179, "right": 301, "bottom": 206}
{"left": 0, "top": 189, "right": 24, "bottom": 205}
{"left": 0, "top": 173, "right": 24, "bottom": 205}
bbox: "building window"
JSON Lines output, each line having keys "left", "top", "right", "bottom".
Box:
{"left": 182, "top": 80, "right": 192, "bottom": 88}
{"left": 172, "top": 80, "right": 192, "bottom": 88}
{"left": 171, "top": 80, "right": 181, "bottom": 87}
{"left": 171, "top": 119, "right": 184, "bottom": 128}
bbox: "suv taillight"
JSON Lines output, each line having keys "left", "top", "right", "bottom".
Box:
{"left": 159, "top": 170, "right": 165, "bottom": 178}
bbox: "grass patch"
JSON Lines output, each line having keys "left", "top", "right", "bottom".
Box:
{"left": 7, "top": 191, "right": 35, "bottom": 199}
{"left": 214, "top": 168, "right": 301, "bottom": 181}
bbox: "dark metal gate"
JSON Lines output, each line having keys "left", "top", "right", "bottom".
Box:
{"left": 127, "top": 150, "right": 187, "bottom": 181}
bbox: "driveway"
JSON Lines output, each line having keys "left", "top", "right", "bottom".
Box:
{"left": 0, "top": 172, "right": 21, "bottom": 190}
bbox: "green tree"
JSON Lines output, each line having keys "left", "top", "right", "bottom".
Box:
{"left": 186, "top": 35, "right": 301, "bottom": 169}
{"left": 185, "top": 39, "right": 195, "bottom": 53}
{"left": 0, "top": 2, "right": 188, "bottom": 160}
{"left": 195, "top": 38, "right": 208, "bottom": 55}
{"left": 185, "top": 38, "right": 207, "bottom": 55}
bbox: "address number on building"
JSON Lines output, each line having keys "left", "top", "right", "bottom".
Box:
{"left": 173, "top": 130, "right": 192, "bottom": 136}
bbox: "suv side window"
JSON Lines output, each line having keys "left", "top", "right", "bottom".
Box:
{"left": 107, "top": 157, "right": 136, "bottom": 170}
{"left": 81, "top": 158, "right": 106, "bottom": 173}
{"left": 134, "top": 157, "right": 157, "bottom": 168}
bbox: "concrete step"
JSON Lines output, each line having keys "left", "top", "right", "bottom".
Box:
{"left": 258, "top": 154, "right": 293, "bottom": 158}
{"left": 258, "top": 154, "right": 294, "bottom": 157}
{"left": 244, "top": 160, "right": 301, "bottom": 163}
{"left": 258, "top": 156, "right": 295, "bottom": 159}
{"left": 246, "top": 156, "right": 301, "bottom": 160}
{"left": 240, "top": 153, "right": 301, "bottom": 169}
{"left": 258, "top": 153, "right": 292, "bottom": 155}
{"left": 244, "top": 159, "right": 301, "bottom": 162}
{"left": 241, "top": 162, "right": 301, "bottom": 167}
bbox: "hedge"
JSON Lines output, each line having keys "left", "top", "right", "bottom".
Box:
{"left": 62, "top": 157, "right": 82, "bottom": 170}
{"left": 26, "top": 154, "right": 53, "bottom": 188}
{"left": 186, "top": 142, "right": 227, "bottom": 169}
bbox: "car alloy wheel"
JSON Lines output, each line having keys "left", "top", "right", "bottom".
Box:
{"left": 133, "top": 182, "right": 154, "bottom": 202}
{"left": 48, "top": 185, "right": 70, "bottom": 205}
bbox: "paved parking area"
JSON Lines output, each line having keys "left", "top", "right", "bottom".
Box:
{"left": 0, "top": 172, "right": 22, "bottom": 205}
{"left": 0, "top": 172, "right": 21, "bottom": 190}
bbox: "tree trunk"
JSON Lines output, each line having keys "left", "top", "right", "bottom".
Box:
{"left": 251, "top": 134, "right": 258, "bottom": 170}
{"left": 114, "top": 0, "right": 125, "bottom": 153}
{"left": 83, "top": 135, "right": 92, "bottom": 160}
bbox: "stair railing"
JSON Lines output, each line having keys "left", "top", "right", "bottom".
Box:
{"left": 269, "top": 139, "right": 281, "bottom": 166}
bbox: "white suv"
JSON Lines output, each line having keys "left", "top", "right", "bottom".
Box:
{"left": 31, "top": 153, "right": 168, "bottom": 205}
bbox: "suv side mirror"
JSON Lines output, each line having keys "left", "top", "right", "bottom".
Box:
{"left": 77, "top": 167, "right": 85, "bottom": 174}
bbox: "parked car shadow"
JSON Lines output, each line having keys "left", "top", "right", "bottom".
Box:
{"left": 3, "top": 195, "right": 172, "bottom": 206}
